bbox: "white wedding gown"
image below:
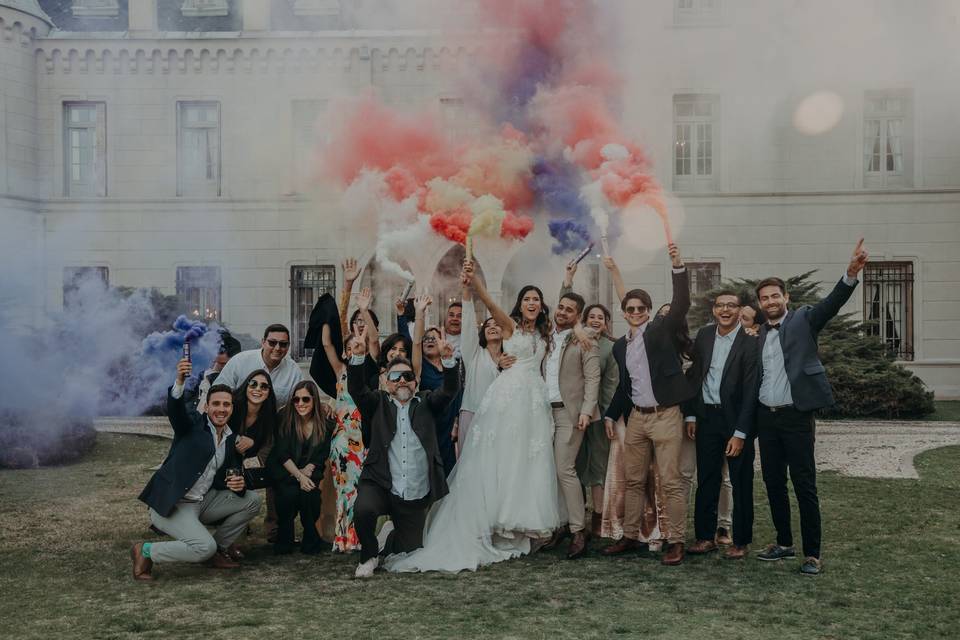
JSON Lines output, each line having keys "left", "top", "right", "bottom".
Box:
{"left": 385, "top": 330, "right": 561, "bottom": 573}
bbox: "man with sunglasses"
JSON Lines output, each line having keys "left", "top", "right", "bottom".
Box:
{"left": 601, "top": 243, "right": 696, "bottom": 566}
{"left": 215, "top": 323, "right": 304, "bottom": 406}
{"left": 347, "top": 328, "right": 460, "bottom": 578}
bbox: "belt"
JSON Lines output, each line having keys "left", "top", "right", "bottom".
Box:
{"left": 550, "top": 401, "right": 565, "bottom": 409}
{"left": 633, "top": 403, "right": 676, "bottom": 414}
{"left": 761, "top": 403, "right": 794, "bottom": 413}
{"left": 704, "top": 403, "right": 723, "bottom": 411}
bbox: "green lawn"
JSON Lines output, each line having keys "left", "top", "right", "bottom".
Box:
{"left": 1, "top": 434, "right": 958, "bottom": 640}
{"left": 929, "top": 400, "right": 960, "bottom": 422}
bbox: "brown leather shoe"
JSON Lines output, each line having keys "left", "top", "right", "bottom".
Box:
{"left": 225, "top": 543, "right": 245, "bottom": 561}
{"left": 600, "top": 537, "right": 645, "bottom": 556}
{"left": 724, "top": 545, "right": 749, "bottom": 560}
{"left": 541, "top": 526, "right": 571, "bottom": 551}
{"left": 566, "top": 531, "right": 589, "bottom": 560}
{"left": 209, "top": 550, "right": 240, "bottom": 569}
{"left": 591, "top": 512, "right": 603, "bottom": 537}
{"left": 661, "top": 542, "right": 685, "bottom": 566}
{"left": 715, "top": 527, "right": 733, "bottom": 546}
{"left": 131, "top": 543, "right": 154, "bottom": 581}
{"left": 688, "top": 539, "right": 718, "bottom": 555}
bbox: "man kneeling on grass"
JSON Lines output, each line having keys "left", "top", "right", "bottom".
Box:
{"left": 131, "top": 358, "right": 261, "bottom": 581}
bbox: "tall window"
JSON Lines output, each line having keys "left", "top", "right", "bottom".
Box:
{"left": 674, "top": 0, "right": 721, "bottom": 26}
{"left": 291, "top": 100, "right": 327, "bottom": 193}
{"left": 863, "top": 91, "right": 911, "bottom": 188}
{"left": 863, "top": 262, "right": 914, "bottom": 361}
{"left": 64, "top": 102, "right": 106, "bottom": 197}
{"left": 290, "top": 265, "right": 337, "bottom": 359}
{"left": 687, "top": 262, "right": 722, "bottom": 296}
{"left": 177, "top": 101, "right": 221, "bottom": 197}
{"left": 177, "top": 266, "right": 222, "bottom": 321}
{"left": 63, "top": 266, "right": 109, "bottom": 308}
{"left": 673, "top": 94, "right": 719, "bottom": 192}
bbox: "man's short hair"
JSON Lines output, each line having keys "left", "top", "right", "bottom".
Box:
{"left": 263, "top": 323, "right": 290, "bottom": 340}
{"left": 621, "top": 288, "right": 653, "bottom": 312}
{"left": 386, "top": 356, "right": 414, "bottom": 371}
{"left": 447, "top": 301, "right": 463, "bottom": 310}
{"left": 755, "top": 277, "right": 787, "bottom": 297}
{"left": 559, "top": 291, "right": 586, "bottom": 314}
{"left": 712, "top": 289, "right": 744, "bottom": 306}
{"left": 207, "top": 383, "right": 234, "bottom": 401}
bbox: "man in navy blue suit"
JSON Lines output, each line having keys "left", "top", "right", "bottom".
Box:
{"left": 754, "top": 238, "right": 869, "bottom": 576}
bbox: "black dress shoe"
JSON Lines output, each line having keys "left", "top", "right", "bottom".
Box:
{"left": 541, "top": 526, "right": 571, "bottom": 551}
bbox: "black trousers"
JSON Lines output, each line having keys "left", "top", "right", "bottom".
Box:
{"left": 757, "top": 406, "right": 821, "bottom": 558}
{"left": 275, "top": 482, "right": 323, "bottom": 552}
{"left": 354, "top": 479, "right": 430, "bottom": 562}
{"left": 694, "top": 406, "right": 755, "bottom": 547}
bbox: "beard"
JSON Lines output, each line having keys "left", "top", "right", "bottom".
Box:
{"left": 394, "top": 387, "right": 413, "bottom": 402}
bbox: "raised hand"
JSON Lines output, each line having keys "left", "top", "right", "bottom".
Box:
{"left": 342, "top": 257, "right": 361, "bottom": 285}
{"left": 461, "top": 260, "right": 476, "bottom": 286}
{"left": 176, "top": 357, "right": 192, "bottom": 384}
{"left": 563, "top": 259, "right": 578, "bottom": 287}
{"left": 497, "top": 352, "right": 517, "bottom": 371}
{"left": 395, "top": 297, "right": 407, "bottom": 315}
{"left": 438, "top": 339, "right": 455, "bottom": 361}
{"left": 847, "top": 237, "right": 869, "bottom": 278}
{"left": 414, "top": 293, "right": 433, "bottom": 312}
{"left": 601, "top": 256, "right": 619, "bottom": 273}
{"left": 357, "top": 287, "right": 373, "bottom": 311}
{"left": 667, "top": 243, "right": 683, "bottom": 268}
{"left": 352, "top": 326, "right": 369, "bottom": 357}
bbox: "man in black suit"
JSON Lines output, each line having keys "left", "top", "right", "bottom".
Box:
{"left": 131, "top": 358, "right": 261, "bottom": 581}
{"left": 347, "top": 329, "right": 460, "bottom": 578}
{"left": 601, "top": 243, "right": 696, "bottom": 566}
{"left": 754, "top": 239, "right": 869, "bottom": 576}
{"left": 683, "top": 291, "right": 759, "bottom": 560}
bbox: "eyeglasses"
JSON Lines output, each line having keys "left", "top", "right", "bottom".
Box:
{"left": 266, "top": 339, "right": 289, "bottom": 349}
{"left": 422, "top": 336, "right": 438, "bottom": 344}
{"left": 248, "top": 379, "right": 271, "bottom": 391}
{"left": 292, "top": 395, "right": 312, "bottom": 405}
{"left": 624, "top": 306, "right": 648, "bottom": 314}
{"left": 713, "top": 302, "right": 742, "bottom": 310}
{"left": 387, "top": 370, "right": 417, "bottom": 383}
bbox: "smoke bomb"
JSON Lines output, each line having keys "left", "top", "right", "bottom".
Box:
{"left": 572, "top": 242, "right": 595, "bottom": 265}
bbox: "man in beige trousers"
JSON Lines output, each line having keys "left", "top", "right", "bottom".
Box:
{"left": 542, "top": 290, "right": 601, "bottom": 559}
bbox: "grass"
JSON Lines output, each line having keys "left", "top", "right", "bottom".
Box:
{"left": 1, "top": 434, "right": 959, "bottom": 640}
{"left": 929, "top": 400, "right": 960, "bottom": 422}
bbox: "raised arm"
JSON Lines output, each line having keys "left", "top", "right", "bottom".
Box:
{"left": 808, "top": 238, "right": 868, "bottom": 334}
{"left": 602, "top": 256, "right": 627, "bottom": 303}
{"left": 411, "top": 293, "right": 432, "bottom": 380}
{"left": 425, "top": 339, "right": 462, "bottom": 414}
{"left": 320, "top": 323, "right": 345, "bottom": 378}
{"left": 340, "top": 257, "right": 360, "bottom": 339}
{"left": 345, "top": 328, "right": 381, "bottom": 440}
{"left": 459, "top": 266, "right": 480, "bottom": 364}
{"left": 561, "top": 259, "right": 577, "bottom": 296}
{"left": 465, "top": 260, "right": 516, "bottom": 340}
{"left": 356, "top": 287, "right": 380, "bottom": 362}
{"left": 167, "top": 358, "right": 197, "bottom": 436}
{"left": 662, "top": 243, "right": 691, "bottom": 330}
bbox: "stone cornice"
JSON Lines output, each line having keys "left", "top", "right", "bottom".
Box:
{"left": 34, "top": 38, "right": 482, "bottom": 74}
{"left": 0, "top": 12, "right": 46, "bottom": 45}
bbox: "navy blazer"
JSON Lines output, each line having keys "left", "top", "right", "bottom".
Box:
{"left": 138, "top": 387, "right": 246, "bottom": 517}
{"left": 683, "top": 325, "right": 760, "bottom": 438}
{"left": 756, "top": 277, "right": 858, "bottom": 412}
{"left": 605, "top": 269, "right": 697, "bottom": 422}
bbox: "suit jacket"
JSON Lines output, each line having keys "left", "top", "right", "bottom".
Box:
{"left": 139, "top": 388, "right": 247, "bottom": 517}
{"left": 557, "top": 283, "right": 619, "bottom": 418}
{"left": 683, "top": 325, "right": 760, "bottom": 438}
{"left": 605, "top": 269, "right": 696, "bottom": 422}
{"left": 756, "top": 277, "right": 858, "bottom": 412}
{"left": 552, "top": 331, "right": 601, "bottom": 427}
{"left": 347, "top": 360, "right": 460, "bottom": 504}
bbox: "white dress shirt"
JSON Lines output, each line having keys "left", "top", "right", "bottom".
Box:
{"left": 546, "top": 328, "right": 571, "bottom": 403}
{"left": 388, "top": 397, "right": 430, "bottom": 501}
{"left": 685, "top": 325, "right": 747, "bottom": 440}
{"left": 215, "top": 348, "right": 304, "bottom": 406}
{"left": 625, "top": 322, "right": 657, "bottom": 407}
{"left": 172, "top": 381, "right": 233, "bottom": 501}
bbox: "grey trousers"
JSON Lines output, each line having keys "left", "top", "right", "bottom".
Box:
{"left": 148, "top": 489, "right": 261, "bottom": 564}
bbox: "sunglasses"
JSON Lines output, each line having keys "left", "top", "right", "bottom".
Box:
{"left": 248, "top": 379, "right": 271, "bottom": 390}
{"left": 387, "top": 370, "right": 417, "bottom": 383}
{"left": 266, "top": 339, "right": 289, "bottom": 349}
{"left": 292, "top": 395, "right": 313, "bottom": 405}
{"left": 624, "top": 305, "right": 648, "bottom": 314}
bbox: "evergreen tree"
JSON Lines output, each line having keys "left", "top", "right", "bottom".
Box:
{"left": 690, "top": 271, "right": 934, "bottom": 419}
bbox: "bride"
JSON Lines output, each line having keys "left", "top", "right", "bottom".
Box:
{"left": 385, "top": 260, "right": 561, "bottom": 573}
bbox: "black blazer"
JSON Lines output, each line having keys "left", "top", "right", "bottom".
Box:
{"left": 756, "top": 277, "right": 858, "bottom": 412}
{"left": 683, "top": 325, "right": 760, "bottom": 438}
{"left": 347, "top": 361, "right": 460, "bottom": 504}
{"left": 139, "top": 388, "right": 247, "bottom": 517}
{"left": 266, "top": 421, "right": 335, "bottom": 486}
{"left": 605, "top": 269, "right": 696, "bottom": 422}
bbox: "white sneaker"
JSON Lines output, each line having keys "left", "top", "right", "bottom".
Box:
{"left": 376, "top": 520, "right": 395, "bottom": 552}
{"left": 354, "top": 557, "right": 379, "bottom": 578}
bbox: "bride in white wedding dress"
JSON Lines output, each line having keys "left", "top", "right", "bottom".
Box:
{"left": 385, "top": 261, "right": 561, "bottom": 573}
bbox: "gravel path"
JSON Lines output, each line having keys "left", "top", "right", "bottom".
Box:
{"left": 95, "top": 417, "right": 960, "bottom": 480}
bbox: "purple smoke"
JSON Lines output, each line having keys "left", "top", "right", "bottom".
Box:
{"left": 547, "top": 219, "right": 592, "bottom": 255}
{"left": 141, "top": 315, "right": 221, "bottom": 394}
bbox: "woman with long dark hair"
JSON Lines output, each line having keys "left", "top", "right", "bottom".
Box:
{"left": 267, "top": 380, "right": 335, "bottom": 554}
{"left": 386, "top": 260, "right": 561, "bottom": 574}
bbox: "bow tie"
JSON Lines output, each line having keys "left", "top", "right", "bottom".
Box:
{"left": 767, "top": 322, "right": 781, "bottom": 331}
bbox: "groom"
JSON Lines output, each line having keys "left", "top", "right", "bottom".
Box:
{"left": 347, "top": 331, "right": 460, "bottom": 578}
{"left": 543, "top": 291, "right": 601, "bottom": 559}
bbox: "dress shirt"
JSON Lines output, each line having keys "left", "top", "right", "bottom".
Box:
{"left": 758, "top": 272, "right": 858, "bottom": 408}
{"left": 387, "top": 397, "right": 430, "bottom": 501}
{"left": 546, "top": 329, "right": 572, "bottom": 403}
{"left": 171, "top": 382, "right": 233, "bottom": 501}
{"left": 625, "top": 322, "right": 657, "bottom": 407}
{"left": 215, "top": 348, "right": 305, "bottom": 406}
{"left": 685, "top": 325, "right": 747, "bottom": 440}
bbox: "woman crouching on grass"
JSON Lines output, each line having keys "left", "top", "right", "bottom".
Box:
{"left": 267, "top": 380, "right": 335, "bottom": 555}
